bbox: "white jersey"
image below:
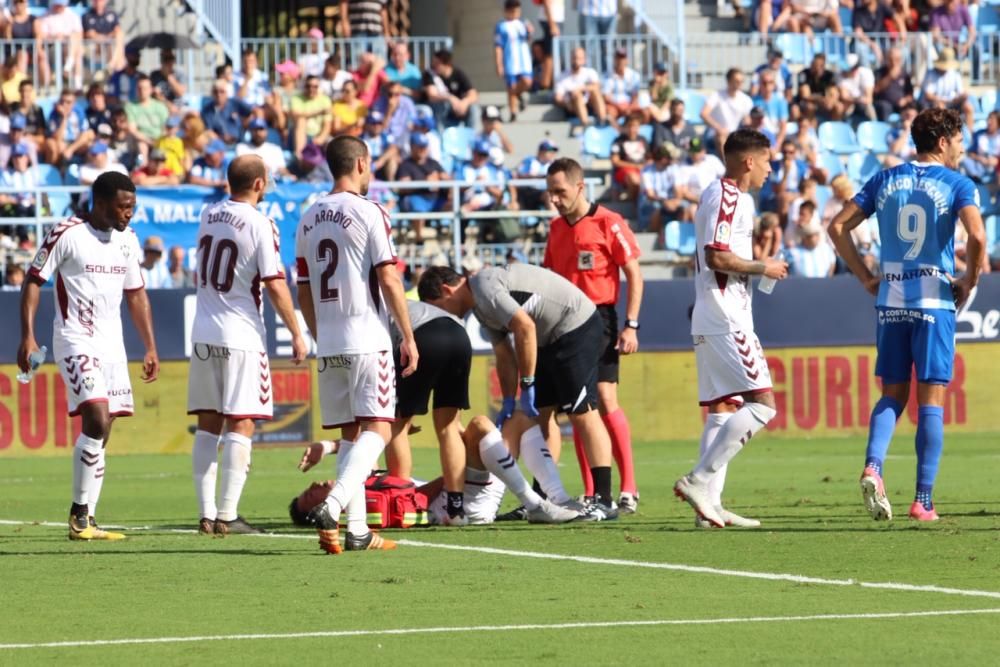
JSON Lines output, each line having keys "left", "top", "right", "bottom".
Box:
{"left": 191, "top": 199, "right": 285, "bottom": 352}
{"left": 296, "top": 190, "right": 397, "bottom": 356}
{"left": 28, "top": 216, "right": 143, "bottom": 361}
{"left": 692, "top": 178, "right": 757, "bottom": 336}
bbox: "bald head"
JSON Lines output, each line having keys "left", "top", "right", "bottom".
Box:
{"left": 228, "top": 154, "right": 267, "bottom": 193}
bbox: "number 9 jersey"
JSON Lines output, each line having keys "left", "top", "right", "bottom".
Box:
{"left": 295, "top": 191, "right": 398, "bottom": 356}
{"left": 854, "top": 162, "right": 979, "bottom": 311}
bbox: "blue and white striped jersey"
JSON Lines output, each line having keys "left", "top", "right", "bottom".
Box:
{"left": 578, "top": 0, "right": 617, "bottom": 17}
{"left": 494, "top": 19, "right": 533, "bottom": 77}
{"left": 602, "top": 67, "right": 641, "bottom": 104}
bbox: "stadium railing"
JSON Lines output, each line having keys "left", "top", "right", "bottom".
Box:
{"left": 241, "top": 36, "right": 454, "bottom": 78}
{"left": 552, "top": 34, "right": 676, "bottom": 88}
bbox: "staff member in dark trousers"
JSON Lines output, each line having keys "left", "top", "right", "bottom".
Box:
{"left": 542, "top": 157, "right": 644, "bottom": 513}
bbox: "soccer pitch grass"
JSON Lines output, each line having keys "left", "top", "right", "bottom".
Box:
{"left": 2, "top": 435, "right": 999, "bottom": 665}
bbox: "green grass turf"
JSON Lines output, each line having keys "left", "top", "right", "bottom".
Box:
{"left": 2, "top": 434, "right": 1000, "bottom": 665}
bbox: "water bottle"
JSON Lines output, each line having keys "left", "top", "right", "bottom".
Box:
{"left": 758, "top": 252, "right": 784, "bottom": 295}
{"left": 16, "top": 346, "right": 47, "bottom": 384}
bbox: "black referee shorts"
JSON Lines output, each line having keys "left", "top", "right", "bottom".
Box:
{"left": 535, "top": 311, "right": 602, "bottom": 415}
{"left": 596, "top": 304, "right": 621, "bottom": 384}
{"left": 395, "top": 318, "right": 472, "bottom": 418}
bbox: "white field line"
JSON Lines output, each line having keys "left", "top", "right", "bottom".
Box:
{"left": 4, "top": 519, "right": 1000, "bottom": 601}
{"left": 2, "top": 608, "right": 1000, "bottom": 650}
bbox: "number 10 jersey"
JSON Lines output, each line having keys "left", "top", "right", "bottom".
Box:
{"left": 295, "top": 190, "right": 398, "bottom": 356}
{"left": 191, "top": 199, "right": 286, "bottom": 352}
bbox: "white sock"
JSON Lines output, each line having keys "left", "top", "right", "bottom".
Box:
{"left": 217, "top": 432, "right": 252, "bottom": 522}
{"left": 478, "top": 430, "right": 542, "bottom": 510}
{"left": 693, "top": 403, "right": 776, "bottom": 484}
{"left": 192, "top": 430, "right": 220, "bottom": 520}
{"left": 519, "top": 425, "right": 571, "bottom": 505}
{"left": 336, "top": 440, "right": 368, "bottom": 535}
{"left": 699, "top": 413, "right": 731, "bottom": 507}
{"left": 324, "top": 430, "right": 385, "bottom": 526}
{"left": 72, "top": 434, "right": 103, "bottom": 510}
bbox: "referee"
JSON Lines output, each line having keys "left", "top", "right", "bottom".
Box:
{"left": 542, "top": 157, "right": 644, "bottom": 513}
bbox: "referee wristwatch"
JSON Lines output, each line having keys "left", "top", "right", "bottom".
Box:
{"left": 624, "top": 319, "right": 640, "bottom": 330}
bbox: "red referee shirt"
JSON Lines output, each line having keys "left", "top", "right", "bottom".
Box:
{"left": 542, "top": 203, "right": 641, "bottom": 306}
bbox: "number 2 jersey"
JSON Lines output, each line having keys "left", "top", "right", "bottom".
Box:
{"left": 295, "top": 191, "right": 398, "bottom": 356}
{"left": 28, "top": 216, "right": 143, "bottom": 361}
{"left": 854, "top": 161, "right": 978, "bottom": 311}
{"left": 191, "top": 199, "right": 285, "bottom": 352}
{"left": 691, "top": 178, "right": 758, "bottom": 336}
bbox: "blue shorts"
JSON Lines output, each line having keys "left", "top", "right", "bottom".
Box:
{"left": 875, "top": 307, "right": 955, "bottom": 385}
{"left": 505, "top": 72, "right": 532, "bottom": 88}
{"left": 401, "top": 193, "right": 446, "bottom": 214}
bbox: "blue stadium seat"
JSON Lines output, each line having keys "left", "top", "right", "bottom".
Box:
{"left": 442, "top": 126, "right": 475, "bottom": 163}
{"left": 818, "top": 151, "right": 845, "bottom": 178}
{"left": 663, "top": 220, "right": 680, "bottom": 252}
{"left": 677, "top": 222, "right": 696, "bottom": 255}
{"left": 36, "top": 96, "right": 56, "bottom": 121}
{"left": 813, "top": 34, "right": 848, "bottom": 70}
{"left": 773, "top": 33, "right": 814, "bottom": 65}
{"left": 978, "top": 5, "right": 1000, "bottom": 29}
{"left": 856, "top": 121, "right": 893, "bottom": 154}
{"left": 676, "top": 89, "right": 707, "bottom": 125}
{"left": 581, "top": 125, "right": 619, "bottom": 159}
{"left": 978, "top": 89, "right": 998, "bottom": 120}
{"left": 812, "top": 185, "right": 833, "bottom": 214}
{"left": 985, "top": 215, "right": 998, "bottom": 251}
{"left": 638, "top": 124, "right": 653, "bottom": 144}
{"left": 847, "top": 151, "right": 882, "bottom": 184}
{"left": 978, "top": 184, "right": 999, "bottom": 217}
{"left": 35, "top": 164, "right": 71, "bottom": 216}
{"left": 818, "top": 121, "right": 861, "bottom": 155}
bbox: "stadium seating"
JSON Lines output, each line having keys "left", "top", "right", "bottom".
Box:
{"left": 663, "top": 220, "right": 696, "bottom": 256}
{"left": 856, "top": 121, "right": 893, "bottom": 155}
{"left": 581, "top": 125, "right": 619, "bottom": 160}
{"left": 638, "top": 124, "right": 653, "bottom": 144}
{"left": 773, "top": 33, "right": 813, "bottom": 65}
{"left": 675, "top": 89, "right": 706, "bottom": 125}
{"left": 818, "top": 151, "right": 846, "bottom": 179}
{"left": 442, "top": 126, "right": 475, "bottom": 164}
{"left": 35, "top": 164, "right": 71, "bottom": 216}
{"left": 819, "top": 122, "right": 861, "bottom": 155}
{"left": 813, "top": 185, "right": 833, "bottom": 214}
{"left": 847, "top": 152, "right": 882, "bottom": 184}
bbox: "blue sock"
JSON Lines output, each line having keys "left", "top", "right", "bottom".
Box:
{"left": 865, "top": 397, "right": 903, "bottom": 476}
{"left": 914, "top": 406, "right": 945, "bottom": 511}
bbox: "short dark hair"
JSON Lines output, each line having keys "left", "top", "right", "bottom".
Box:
{"left": 214, "top": 64, "right": 231, "bottom": 78}
{"left": 546, "top": 157, "right": 583, "bottom": 183}
{"left": 91, "top": 172, "right": 136, "bottom": 203}
{"left": 135, "top": 73, "right": 151, "bottom": 84}
{"left": 325, "top": 135, "right": 369, "bottom": 179}
{"left": 799, "top": 200, "right": 817, "bottom": 215}
{"left": 227, "top": 155, "right": 267, "bottom": 193}
{"left": 18, "top": 79, "right": 32, "bottom": 90}
{"left": 725, "top": 67, "right": 743, "bottom": 82}
{"left": 433, "top": 49, "right": 453, "bottom": 66}
{"left": 504, "top": 0, "right": 521, "bottom": 8}
{"left": 912, "top": 108, "right": 963, "bottom": 154}
{"left": 725, "top": 129, "right": 772, "bottom": 161}
{"left": 418, "top": 266, "right": 462, "bottom": 301}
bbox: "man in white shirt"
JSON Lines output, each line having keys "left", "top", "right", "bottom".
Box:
{"left": 701, "top": 68, "right": 754, "bottom": 157}
{"left": 682, "top": 137, "right": 726, "bottom": 206}
{"left": 839, "top": 54, "right": 876, "bottom": 123}
{"left": 234, "top": 48, "right": 272, "bottom": 107}
{"left": 236, "top": 117, "right": 292, "bottom": 180}
{"left": 922, "top": 48, "right": 975, "bottom": 130}
{"left": 787, "top": 221, "right": 836, "bottom": 277}
{"left": 554, "top": 46, "right": 606, "bottom": 131}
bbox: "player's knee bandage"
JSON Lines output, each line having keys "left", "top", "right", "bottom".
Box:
{"left": 746, "top": 402, "right": 777, "bottom": 426}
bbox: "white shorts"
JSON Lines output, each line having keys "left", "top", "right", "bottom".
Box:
{"left": 187, "top": 344, "right": 273, "bottom": 420}
{"left": 318, "top": 350, "right": 395, "bottom": 429}
{"left": 57, "top": 351, "right": 133, "bottom": 417}
{"left": 694, "top": 330, "right": 772, "bottom": 405}
{"left": 428, "top": 468, "right": 507, "bottom": 525}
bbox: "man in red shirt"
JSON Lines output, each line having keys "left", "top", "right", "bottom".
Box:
{"left": 542, "top": 158, "right": 644, "bottom": 512}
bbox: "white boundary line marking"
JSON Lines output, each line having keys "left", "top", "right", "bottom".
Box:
{"left": 5, "top": 519, "right": 1000, "bottom": 601}
{"left": 2, "top": 608, "right": 999, "bottom": 650}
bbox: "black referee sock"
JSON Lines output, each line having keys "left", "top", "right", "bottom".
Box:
{"left": 446, "top": 492, "right": 464, "bottom": 518}
{"left": 531, "top": 479, "right": 547, "bottom": 500}
{"left": 590, "top": 467, "right": 612, "bottom": 507}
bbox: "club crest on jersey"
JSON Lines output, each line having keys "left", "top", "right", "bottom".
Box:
{"left": 83, "top": 377, "right": 95, "bottom": 391}
{"left": 120, "top": 243, "right": 131, "bottom": 259}
{"left": 715, "top": 221, "right": 731, "bottom": 244}
{"left": 31, "top": 248, "right": 48, "bottom": 270}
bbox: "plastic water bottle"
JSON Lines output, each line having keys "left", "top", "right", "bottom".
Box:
{"left": 758, "top": 252, "right": 784, "bottom": 295}
{"left": 16, "top": 346, "right": 47, "bottom": 384}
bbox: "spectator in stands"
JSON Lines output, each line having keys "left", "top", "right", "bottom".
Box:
{"left": 638, "top": 142, "right": 690, "bottom": 233}
{"left": 839, "top": 54, "right": 877, "bottom": 123}
{"left": 753, "top": 70, "right": 790, "bottom": 149}
{"left": 890, "top": 0, "right": 918, "bottom": 33}
{"left": 795, "top": 53, "right": 843, "bottom": 121}
{"left": 411, "top": 113, "right": 442, "bottom": 163}
{"left": 458, "top": 139, "right": 504, "bottom": 215}
{"left": 372, "top": 79, "right": 416, "bottom": 149}
{"left": 515, "top": 138, "right": 558, "bottom": 211}
{"left": 921, "top": 48, "right": 974, "bottom": 129}
{"left": 603, "top": 48, "right": 644, "bottom": 124}
{"left": 151, "top": 49, "right": 187, "bottom": 115}
{"left": 963, "top": 111, "right": 1000, "bottom": 184}
{"left": 36, "top": 0, "right": 83, "bottom": 90}
{"left": 753, "top": 212, "right": 784, "bottom": 259}
{"left": 187, "top": 138, "right": 228, "bottom": 189}
{"left": 296, "top": 141, "right": 333, "bottom": 183}
{"left": 291, "top": 74, "right": 333, "bottom": 155}
{"left": 610, "top": 112, "right": 649, "bottom": 202}
{"left": 156, "top": 115, "right": 186, "bottom": 177}
{"left": 0, "top": 51, "right": 29, "bottom": 107}
{"left": 179, "top": 112, "right": 207, "bottom": 173}
{"left": 0, "top": 113, "right": 39, "bottom": 169}
{"left": 268, "top": 60, "right": 301, "bottom": 137}
{"left": 761, "top": 138, "right": 811, "bottom": 222}
{"left": 237, "top": 117, "right": 291, "bottom": 180}
{"left": 167, "top": 245, "right": 194, "bottom": 288}
{"left": 202, "top": 78, "right": 253, "bottom": 146}
{"left": 11, "top": 81, "right": 45, "bottom": 150}
{"left": 44, "top": 89, "right": 89, "bottom": 165}
{"left": 646, "top": 62, "right": 674, "bottom": 123}
{"left": 423, "top": 49, "right": 479, "bottom": 129}
{"left": 4, "top": 0, "right": 36, "bottom": 45}
{"left": 751, "top": 48, "right": 793, "bottom": 100}
{"left": 681, "top": 136, "right": 725, "bottom": 205}
{"left": 554, "top": 46, "right": 605, "bottom": 134}
{"left": 873, "top": 45, "right": 915, "bottom": 121}
{"left": 84, "top": 83, "right": 113, "bottom": 132}
{"left": 0, "top": 143, "right": 39, "bottom": 244}
{"left": 79, "top": 141, "right": 127, "bottom": 188}
{"left": 318, "top": 53, "right": 353, "bottom": 100}
{"left": 132, "top": 148, "right": 181, "bottom": 186}
{"left": 885, "top": 101, "right": 917, "bottom": 166}
{"left": 353, "top": 52, "right": 389, "bottom": 108}
{"left": 139, "top": 236, "right": 170, "bottom": 288}
{"left": 789, "top": 0, "right": 843, "bottom": 36}
{"left": 3, "top": 264, "right": 25, "bottom": 291}
{"left": 788, "top": 220, "right": 836, "bottom": 276}
{"left": 821, "top": 174, "right": 854, "bottom": 229}
{"left": 339, "top": 0, "right": 391, "bottom": 37}
{"left": 107, "top": 47, "right": 143, "bottom": 106}
{"left": 298, "top": 27, "right": 329, "bottom": 78}
{"left": 494, "top": 0, "right": 534, "bottom": 121}
{"left": 82, "top": 0, "right": 125, "bottom": 73}
{"left": 398, "top": 131, "right": 449, "bottom": 242}
{"left": 386, "top": 42, "right": 422, "bottom": 97}
{"left": 652, "top": 97, "right": 696, "bottom": 152}
{"left": 477, "top": 105, "right": 514, "bottom": 154}
{"left": 126, "top": 75, "right": 170, "bottom": 149}
{"left": 577, "top": 0, "right": 618, "bottom": 70}
{"left": 360, "top": 110, "right": 400, "bottom": 180}
{"left": 234, "top": 48, "right": 271, "bottom": 107}
{"left": 852, "top": 0, "right": 903, "bottom": 65}
{"left": 216, "top": 61, "right": 237, "bottom": 98}
{"left": 931, "top": 0, "right": 975, "bottom": 60}
{"left": 746, "top": 106, "right": 777, "bottom": 150}
{"left": 331, "top": 79, "right": 367, "bottom": 136}
{"left": 701, "top": 67, "right": 753, "bottom": 156}
{"left": 788, "top": 176, "right": 820, "bottom": 231}
{"left": 754, "top": 0, "right": 799, "bottom": 37}
{"left": 790, "top": 112, "right": 825, "bottom": 181}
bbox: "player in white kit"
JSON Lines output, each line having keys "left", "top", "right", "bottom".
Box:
{"left": 295, "top": 135, "right": 418, "bottom": 554}
{"left": 18, "top": 172, "right": 159, "bottom": 541}
{"left": 187, "top": 155, "right": 308, "bottom": 535}
{"left": 673, "top": 130, "right": 787, "bottom": 529}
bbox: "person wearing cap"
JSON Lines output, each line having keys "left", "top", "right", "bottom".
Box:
{"left": 106, "top": 47, "right": 143, "bottom": 107}
{"left": 296, "top": 141, "right": 333, "bottom": 184}
{"left": 838, "top": 54, "right": 877, "bottom": 123}
{"left": 386, "top": 42, "right": 422, "bottom": 96}
{"left": 787, "top": 219, "right": 836, "bottom": 277}
{"left": 331, "top": 79, "right": 369, "bottom": 137}
{"left": 0, "top": 114, "right": 39, "bottom": 170}
{"left": 701, "top": 67, "right": 754, "bottom": 157}
{"left": 751, "top": 49, "right": 793, "bottom": 100}
{"left": 131, "top": 147, "right": 180, "bottom": 186}
{"left": 188, "top": 138, "right": 229, "bottom": 189}
{"left": 398, "top": 132, "right": 450, "bottom": 242}
{"left": 37, "top": 0, "right": 84, "bottom": 89}
{"left": 494, "top": 0, "right": 534, "bottom": 122}
{"left": 931, "top": 0, "right": 975, "bottom": 60}
{"left": 639, "top": 142, "right": 691, "bottom": 232}
{"left": 83, "top": 0, "right": 125, "bottom": 72}
{"left": 125, "top": 74, "right": 170, "bottom": 147}
{"left": 297, "top": 27, "right": 329, "bottom": 79}
{"left": 476, "top": 105, "right": 514, "bottom": 155}
{"left": 155, "top": 115, "right": 186, "bottom": 177}
{"left": 554, "top": 47, "right": 605, "bottom": 133}
{"left": 458, "top": 139, "right": 505, "bottom": 215}
{"left": 44, "top": 89, "right": 90, "bottom": 165}
{"left": 610, "top": 112, "right": 649, "bottom": 202}
{"left": 922, "top": 48, "right": 974, "bottom": 130}
{"left": 602, "top": 48, "right": 644, "bottom": 123}
{"left": 267, "top": 59, "right": 302, "bottom": 136}
{"left": 515, "top": 139, "right": 559, "bottom": 210}
{"left": 79, "top": 140, "right": 127, "bottom": 189}
{"left": 139, "top": 235, "right": 171, "bottom": 289}
{"left": 422, "top": 49, "right": 479, "bottom": 129}
{"left": 411, "top": 113, "right": 443, "bottom": 163}
{"left": 202, "top": 78, "right": 254, "bottom": 146}
{"left": 647, "top": 62, "right": 675, "bottom": 123}
{"left": 681, "top": 136, "right": 726, "bottom": 205}
{"left": 150, "top": 49, "right": 187, "bottom": 115}
{"left": 353, "top": 52, "right": 389, "bottom": 109}
{"left": 361, "top": 110, "right": 400, "bottom": 181}
{"left": 372, "top": 79, "right": 416, "bottom": 149}
{"left": 0, "top": 142, "right": 42, "bottom": 244}
{"left": 236, "top": 117, "right": 291, "bottom": 180}
{"left": 752, "top": 69, "right": 789, "bottom": 148}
